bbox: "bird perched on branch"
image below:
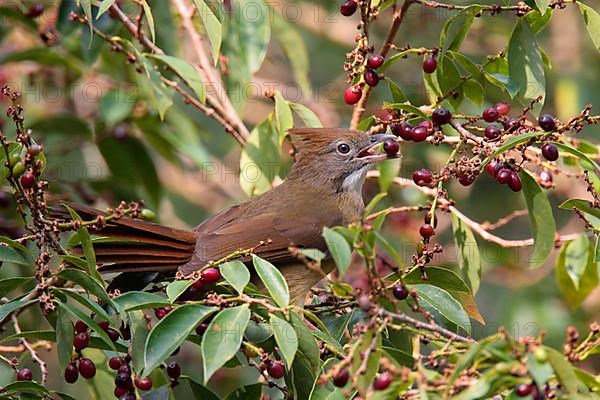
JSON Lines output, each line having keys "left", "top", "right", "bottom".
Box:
{"left": 63, "top": 128, "right": 398, "bottom": 304}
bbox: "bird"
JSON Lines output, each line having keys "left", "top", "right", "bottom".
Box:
{"left": 62, "top": 128, "right": 397, "bottom": 304}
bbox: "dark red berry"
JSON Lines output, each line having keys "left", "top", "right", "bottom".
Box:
{"left": 383, "top": 140, "right": 399, "bottom": 155}
{"left": 135, "top": 376, "right": 153, "bottom": 391}
{"left": 118, "top": 394, "right": 135, "bottom": 400}
{"left": 64, "top": 363, "right": 78, "bottom": 384}
{"left": 482, "top": 107, "right": 499, "bottom": 123}
{"left": 392, "top": 284, "right": 408, "bottom": 300}
{"left": 74, "top": 320, "right": 87, "bottom": 334}
{"left": 267, "top": 361, "right": 285, "bottom": 379}
{"left": 27, "top": 144, "right": 42, "bottom": 157}
{"left": 114, "top": 387, "right": 128, "bottom": 398}
{"left": 495, "top": 102, "right": 510, "bottom": 116}
{"left": 496, "top": 168, "right": 512, "bottom": 184}
{"left": 515, "top": 383, "right": 533, "bottom": 396}
{"left": 0, "top": 191, "right": 10, "bottom": 208}
{"left": 423, "top": 56, "right": 437, "bottom": 74}
{"left": 340, "top": 0, "right": 358, "bottom": 16}
{"left": 411, "top": 126, "right": 429, "bottom": 142}
{"left": 106, "top": 327, "right": 120, "bottom": 342}
{"left": 419, "top": 224, "right": 435, "bottom": 239}
{"left": 16, "top": 368, "right": 33, "bottom": 381}
{"left": 538, "top": 114, "right": 556, "bottom": 131}
{"left": 485, "top": 162, "right": 497, "bottom": 176}
{"left": 115, "top": 372, "right": 133, "bottom": 390}
{"left": 541, "top": 143, "right": 559, "bottom": 161}
{"left": 73, "top": 332, "right": 89, "bottom": 351}
{"left": 367, "top": 54, "right": 385, "bottom": 69}
{"left": 78, "top": 358, "right": 96, "bottom": 379}
{"left": 508, "top": 172, "right": 522, "bottom": 192}
{"left": 344, "top": 86, "right": 362, "bottom": 105}
{"left": 396, "top": 122, "right": 413, "bottom": 141}
{"left": 166, "top": 361, "right": 181, "bottom": 380}
{"left": 418, "top": 120, "right": 433, "bottom": 130}
{"left": 432, "top": 108, "right": 452, "bottom": 125}
{"left": 120, "top": 324, "right": 131, "bottom": 340}
{"left": 192, "top": 279, "right": 204, "bottom": 289}
{"left": 540, "top": 170, "right": 553, "bottom": 185}
{"left": 373, "top": 371, "right": 392, "bottom": 390}
{"left": 117, "top": 364, "right": 131, "bottom": 375}
{"left": 484, "top": 125, "right": 501, "bottom": 140}
{"left": 364, "top": 69, "right": 379, "bottom": 87}
{"left": 458, "top": 174, "right": 474, "bottom": 186}
{"left": 25, "top": 3, "right": 44, "bottom": 18}
{"left": 413, "top": 168, "right": 433, "bottom": 186}
{"left": 98, "top": 321, "right": 109, "bottom": 330}
{"left": 332, "top": 368, "right": 350, "bottom": 387}
{"left": 109, "top": 357, "right": 122, "bottom": 370}
{"left": 155, "top": 308, "right": 168, "bottom": 319}
{"left": 196, "top": 322, "right": 209, "bottom": 336}
{"left": 20, "top": 172, "right": 35, "bottom": 189}
{"left": 201, "top": 267, "right": 221, "bottom": 283}
{"left": 502, "top": 117, "right": 519, "bottom": 132}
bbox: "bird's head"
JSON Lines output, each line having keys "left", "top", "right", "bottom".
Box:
{"left": 286, "top": 128, "right": 398, "bottom": 192}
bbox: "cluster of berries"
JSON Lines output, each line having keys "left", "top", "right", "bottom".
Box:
{"left": 344, "top": 54, "right": 386, "bottom": 105}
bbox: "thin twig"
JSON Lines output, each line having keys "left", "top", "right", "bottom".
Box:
{"left": 11, "top": 315, "right": 48, "bottom": 385}
{"left": 380, "top": 308, "right": 473, "bottom": 343}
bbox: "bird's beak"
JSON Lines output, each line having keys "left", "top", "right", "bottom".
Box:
{"left": 356, "top": 134, "right": 398, "bottom": 163}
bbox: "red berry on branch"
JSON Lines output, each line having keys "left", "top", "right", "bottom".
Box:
{"left": 73, "top": 332, "right": 90, "bottom": 351}
{"left": 538, "top": 114, "right": 556, "bottom": 131}
{"left": 484, "top": 125, "right": 501, "bottom": 140}
{"left": 413, "top": 168, "right": 433, "bottom": 187}
{"left": 340, "top": 0, "right": 358, "bottom": 16}
{"left": 192, "top": 279, "right": 204, "bottom": 289}
{"left": 367, "top": 54, "right": 385, "bottom": 69}
{"left": 27, "top": 144, "right": 42, "bottom": 157}
{"left": 196, "top": 322, "right": 209, "bottom": 336}
{"left": 508, "top": 172, "right": 522, "bottom": 192}
{"left": 540, "top": 170, "right": 553, "bottom": 184}
{"left": 118, "top": 393, "right": 136, "bottom": 400}
{"left": 364, "top": 69, "right": 380, "bottom": 87}
{"left": 541, "top": 143, "right": 558, "bottom": 161}
{"left": 432, "top": 108, "right": 452, "bottom": 125}
{"left": 344, "top": 86, "right": 362, "bottom": 105}
{"left": 166, "top": 361, "right": 181, "bottom": 380}
{"left": 494, "top": 102, "right": 510, "bottom": 116}
{"left": 392, "top": 284, "right": 408, "bottom": 300}
{"left": 458, "top": 174, "right": 474, "bottom": 186}
{"left": 154, "top": 308, "right": 168, "bottom": 319}
{"left": 115, "top": 372, "right": 133, "bottom": 390}
{"left": 135, "top": 376, "right": 153, "bottom": 391}
{"left": 418, "top": 120, "right": 433, "bottom": 130}
{"left": 118, "top": 364, "right": 131, "bottom": 375}
{"left": 109, "top": 357, "right": 122, "bottom": 370}
{"left": 201, "top": 267, "right": 221, "bottom": 283}
{"left": 383, "top": 140, "right": 399, "bottom": 155}
{"left": 114, "top": 387, "right": 128, "bottom": 398}
{"left": 332, "top": 368, "right": 350, "bottom": 387}
{"left": 78, "top": 358, "right": 96, "bottom": 379}
{"left": 64, "top": 363, "right": 79, "bottom": 384}
{"left": 482, "top": 107, "right": 499, "bottom": 123}
{"left": 373, "top": 371, "right": 392, "bottom": 390}
{"left": 25, "top": 3, "right": 44, "bottom": 18}
{"left": 106, "top": 327, "right": 120, "bottom": 342}
{"left": 98, "top": 321, "right": 109, "bottom": 330}
{"left": 410, "top": 126, "right": 429, "bottom": 142}
{"left": 515, "top": 383, "right": 533, "bottom": 396}
{"left": 423, "top": 56, "right": 437, "bottom": 74}
{"left": 419, "top": 224, "right": 435, "bottom": 239}
{"left": 496, "top": 168, "right": 512, "bottom": 184}
{"left": 485, "top": 162, "right": 497, "bottom": 176}
{"left": 74, "top": 320, "right": 87, "bottom": 334}
{"left": 20, "top": 172, "right": 35, "bottom": 189}
{"left": 16, "top": 368, "right": 33, "bottom": 381}
{"left": 396, "top": 122, "right": 413, "bottom": 141}
{"left": 267, "top": 361, "right": 285, "bottom": 379}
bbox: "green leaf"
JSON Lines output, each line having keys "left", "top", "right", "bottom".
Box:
{"left": 439, "top": 6, "right": 482, "bottom": 59}
{"left": 436, "top": 55, "right": 463, "bottom": 110}
{"left": 378, "top": 158, "right": 401, "bottom": 192}
{"left": 56, "top": 288, "right": 111, "bottom": 322}
{"left": 139, "top": 0, "right": 155, "bottom": 42}
{"left": 201, "top": 305, "right": 251, "bottom": 383}
{"left": 99, "top": 88, "right": 137, "bottom": 126}
{"left": 352, "top": 327, "right": 382, "bottom": 396}
{"left": 520, "top": 170, "right": 556, "bottom": 268}
{"left": 0, "top": 381, "right": 51, "bottom": 396}
{"left": 562, "top": 235, "right": 590, "bottom": 290}
{"left": 129, "top": 310, "right": 150, "bottom": 372}
{"left": 556, "top": 237, "right": 598, "bottom": 309}
{"left": 272, "top": 12, "right": 311, "bottom": 94}
{"left": 534, "top": 0, "right": 550, "bottom": 14}
{"left": 113, "top": 291, "right": 170, "bottom": 311}
{"left": 410, "top": 284, "right": 471, "bottom": 334}
{"left": 546, "top": 347, "right": 578, "bottom": 396}
{"left": 0, "top": 277, "right": 33, "bottom": 297}
{"left": 166, "top": 280, "right": 194, "bottom": 303}
{"left": 289, "top": 103, "right": 323, "bottom": 127}
{"left": 63, "top": 206, "right": 104, "bottom": 285}
{"left": 225, "top": 383, "right": 263, "bottom": 400}
{"left": 0, "top": 246, "right": 32, "bottom": 267}
{"left": 578, "top": 2, "right": 600, "bottom": 53}
{"left": 451, "top": 213, "right": 481, "bottom": 294}
{"left": 553, "top": 142, "right": 600, "bottom": 173}
{"left": 148, "top": 54, "right": 205, "bottom": 103}
{"left": 0, "top": 299, "right": 37, "bottom": 324}
{"left": 386, "top": 77, "right": 407, "bottom": 102}
{"left": 463, "top": 79, "right": 484, "bottom": 107}
{"left": 0, "top": 330, "right": 56, "bottom": 344}
{"left": 144, "top": 304, "right": 216, "bottom": 375}
{"left": 525, "top": 9, "right": 553, "bottom": 34}
{"left": 323, "top": 228, "right": 352, "bottom": 277}
{"left": 184, "top": 377, "right": 220, "bottom": 400}
{"left": 220, "top": 261, "right": 250, "bottom": 295}
{"left": 273, "top": 91, "right": 294, "bottom": 143}
{"left": 55, "top": 300, "right": 115, "bottom": 350}
{"left": 290, "top": 311, "right": 320, "bottom": 375}
{"left": 252, "top": 255, "right": 290, "bottom": 308}
{"left": 79, "top": 0, "right": 94, "bottom": 34}
{"left": 270, "top": 314, "right": 298, "bottom": 368}
{"left": 97, "top": 0, "right": 117, "bottom": 18}
{"left": 192, "top": 0, "right": 223, "bottom": 64}
{"left": 383, "top": 102, "right": 429, "bottom": 119}
{"left": 57, "top": 269, "right": 112, "bottom": 306}
{"left": 507, "top": 19, "right": 546, "bottom": 116}
{"left": 56, "top": 307, "right": 74, "bottom": 370}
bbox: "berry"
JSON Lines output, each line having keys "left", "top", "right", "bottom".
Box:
{"left": 196, "top": 322, "right": 209, "bottom": 336}
{"left": 367, "top": 54, "right": 385, "bottom": 69}
{"left": 118, "top": 394, "right": 136, "bottom": 400}
{"left": 98, "top": 321, "right": 109, "bottom": 330}
{"left": 201, "top": 267, "right": 221, "bottom": 283}
{"left": 418, "top": 120, "right": 433, "bottom": 130}
{"left": 395, "top": 122, "right": 413, "bottom": 141}
{"left": 114, "top": 387, "right": 128, "bottom": 398}
{"left": 392, "top": 284, "right": 408, "bottom": 300}
{"left": 496, "top": 168, "right": 512, "bottom": 184}
{"left": 432, "top": 108, "right": 452, "bottom": 125}
{"left": 540, "top": 170, "right": 553, "bottom": 184}
{"left": 458, "top": 174, "right": 474, "bottom": 186}
{"left": 73, "top": 332, "right": 90, "bottom": 351}
{"left": 484, "top": 125, "right": 501, "bottom": 140}
{"left": 424, "top": 212, "right": 438, "bottom": 228}
{"left": 419, "top": 224, "right": 435, "bottom": 239}
{"left": 541, "top": 143, "right": 559, "bottom": 161}
{"left": 340, "top": 0, "right": 358, "bottom": 16}
{"left": 20, "top": 172, "right": 35, "bottom": 189}
{"left": 495, "top": 102, "right": 510, "bottom": 116}
{"left": 78, "top": 358, "right": 96, "bottom": 379}
{"left": 364, "top": 69, "right": 379, "bottom": 87}
{"left": 482, "top": 107, "right": 499, "bottom": 123}
{"left": 423, "top": 56, "right": 437, "bottom": 73}
{"left": 120, "top": 324, "right": 131, "bottom": 340}
{"left": 118, "top": 364, "right": 131, "bottom": 375}
{"left": 0, "top": 191, "right": 10, "bottom": 208}
{"left": 27, "top": 144, "right": 42, "bottom": 157}
{"left": 64, "top": 363, "right": 78, "bottom": 384}
{"left": 485, "top": 162, "right": 497, "bottom": 176}
{"left": 192, "top": 279, "right": 204, "bottom": 290}
{"left": 166, "top": 361, "right": 181, "bottom": 380}
{"left": 412, "top": 168, "right": 433, "bottom": 187}
{"left": 538, "top": 114, "right": 556, "bottom": 131}
{"left": 109, "top": 357, "right": 122, "bottom": 370}
{"left": 332, "top": 368, "right": 350, "bottom": 387}
{"left": 106, "top": 327, "right": 120, "bottom": 342}
{"left": 113, "top": 124, "right": 129, "bottom": 140}
{"left": 515, "top": 383, "right": 533, "bottom": 396}
{"left": 410, "top": 125, "right": 429, "bottom": 142}
{"left": 508, "top": 172, "right": 522, "bottom": 192}
{"left": 140, "top": 209, "right": 156, "bottom": 221}
{"left": 25, "top": 3, "right": 44, "bottom": 18}
{"left": 155, "top": 308, "right": 168, "bottom": 319}
{"left": 383, "top": 140, "right": 399, "bottom": 155}
{"left": 135, "top": 376, "right": 153, "bottom": 391}
{"left": 373, "top": 372, "right": 392, "bottom": 390}
{"left": 267, "top": 361, "right": 285, "bottom": 379}
{"left": 74, "top": 320, "right": 87, "bottom": 334}
{"left": 344, "top": 86, "right": 362, "bottom": 105}
{"left": 115, "top": 372, "right": 133, "bottom": 390}
{"left": 16, "top": 368, "right": 33, "bottom": 381}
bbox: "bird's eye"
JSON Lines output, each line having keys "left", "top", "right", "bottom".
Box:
{"left": 337, "top": 143, "right": 351, "bottom": 154}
